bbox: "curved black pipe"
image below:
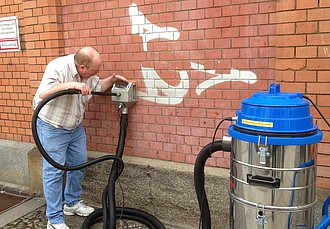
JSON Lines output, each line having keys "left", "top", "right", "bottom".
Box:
{"left": 31, "top": 89, "right": 124, "bottom": 173}
{"left": 194, "top": 140, "right": 223, "bottom": 229}
{"left": 82, "top": 112, "right": 165, "bottom": 229}
{"left": 83, "top": 207, "right": 166, "bottom": 229}
{"left": 103, "top": 113, "right": 128, "bottom": 229}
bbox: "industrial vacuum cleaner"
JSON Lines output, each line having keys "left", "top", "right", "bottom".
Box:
{"left": 194, "top": 83, "right": 330, "bottom": 229}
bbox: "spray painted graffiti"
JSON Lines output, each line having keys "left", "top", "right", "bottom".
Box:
{"left": 191, "top": 63, "right": 258, "bottom": 95}
{"left": 129, "top": 3, "right": 257, "bottom": 105}
{"left": 138, "top": 66, "right": 189, "bottom": 105}
{"left": 129, "top": 4, "right": 180, "bottom": 52}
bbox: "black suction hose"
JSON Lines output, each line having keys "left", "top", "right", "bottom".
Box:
{"left": 194, "top": 140, "right": 223, "bottom": 229}
{"left": 104, "top": 113, "right": 128, "bottom": 229}
{"left": 31, "top": 89, "right": 124, "bottom": 173}
{"left": 82, "top": 109, "right": 165, "bottom": 229}
{"left": 32, "top": 89, "right": 165, "bottom": 229}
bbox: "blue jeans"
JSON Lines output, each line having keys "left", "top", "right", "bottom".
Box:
{"left": 37, "top": 118, "right": 87, "bottom": 224}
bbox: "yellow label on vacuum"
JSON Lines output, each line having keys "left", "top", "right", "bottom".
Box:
{"left": 242, "top": 119, "right": 274, "bottom": 128}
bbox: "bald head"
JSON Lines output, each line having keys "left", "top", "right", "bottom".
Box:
{"left": 74, "top": 47, "right": 101, "bottom": 69}
{"left": 74, "top": 47, "right": 103, "bottom": 78}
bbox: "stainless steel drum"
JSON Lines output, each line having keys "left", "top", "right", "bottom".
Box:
{"left": 229, "top": 140, "right": 317, "bottom": 228}
{"left": 228, "top": 84, "right": 323, "bottom": 229}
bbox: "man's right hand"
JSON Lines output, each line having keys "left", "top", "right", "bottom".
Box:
{"left": 73, "top": 83, "right": 91, "bottom": 95}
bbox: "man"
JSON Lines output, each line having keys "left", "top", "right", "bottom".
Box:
{"left": 33, "top": 47, "right": 128, "bottom": 229}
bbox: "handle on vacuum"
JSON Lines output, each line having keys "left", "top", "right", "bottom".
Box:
{"left": 247, "top": 174, "right": 280, "bottom": 188}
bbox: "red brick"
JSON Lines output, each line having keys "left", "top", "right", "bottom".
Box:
{"left": 259, "top": 47, "right": 275, "bottom": 58}
{"left": 214, "top": 17, "right": 231, "bottom": 28}
{"left": 112, "top": 8, "right": 125, "bottom": 17}
{"left": 319, "top": 143, "right": 330, "bottom": 155}
{"left": 307, "top": 34, "right": 330, "bottom": 46}
{"left": 275, "top": 23, "right": 295, "bottom": 35}
{"left": 197, "top": 0, "right": 213, "bottom": 8}
{"left": 22, "top": 1, "right": 37, "bottom": 9}
{"left": 297, "top": 0, "right": 319, "bottom": 9}
{"left": 198, "top": 18, "right": 213, "bottom": 29}
{"left": 198, "top": 40, "right": 214, "bottom": 49}
{"left": 320, "top": 0, "right": 330, "bottom": 7}
{"left": 205, "top": 7, "right": 221, "bottom": 18}
{"left": 232, "top": 37, "right": 249, "bottom": 48}
{"left": 174, "top": 11, "right": 188, "bottom": 21}
{"left": 317, "top": 177, "right": 330, "bottom": 189}
{"left": 308, "top": 8, "right": 330, "bottom": 21}
{"left": 318, "top": 71, "right": 330, "bottom": 82}
{"left": 296, "top": 71, "right": 317, "bottom": 82}
{"left": 250, "top": 58, "right": 269, "bottom": 69}
{"left": 240, "top": 3, "right": 258, "bottom": 15}
{"left": 250, "top": 36, "right": 268, "bottom": 47}
{"left": 222, "top": 5, "right": 239, "bottom": 17}
{"left": 181, "top": 0, "right": 196, "bottom": 10}
{"left": 277, "top": 35, "right": 307, "bottom": 47}
{"left": 275, "top": 11, "right": 306, "bottom": 23}
{"left": 214, "top": 0, "right": 230, "bottom": 7}
{"left": 317, "top": 166, "right": 330, "bottom": 178}
{"left": 182, "top": 20, "right": 197, "bottom": 30}
{"left": 296, "top": 46, "right": 317, "bottom": 58}
{"left": 189, "top": 30, "right": 205, "bottom": 40}
{"left": 276, "top": 71, "right": 294, "bottom": 83}
{"left": 189, "top": 9, "right": 205, "bottom": 20}
{"left": 160, "top": 12, "right": 174, "bottom": 22}
{"left": 240, "top": 25, "right": 258, "bottom": 36}
{"left": 222, "top": 27, "right": 239, "bottom": 37}
{"left": 166, "top": 1, "right": 180, "bottom": 11}
{"left": 320, "top": 21, "right": 330, "bottom": 33}
{"left": 318, "top": 95, "right": 330, "bottom": 106}
{"left": 205, "top": 49, "right": 221, "bottom": 59}
{"left": 259, "top": 2, "right": 276, "bottom": 14}
{"left": 296, "top": 22, "right": 318, "bottom": 34}
{"left": 205, "top": 28, "right": 221, "bottom": 39}
{"left": 307, "top": 83, "right": 330, "bottom": 94}
{"left": 276, "top": 59, "right": 306, "bottom": 71}
{"left": 250, "top": 13, "right": 269, "bottom": 25}
{"left": 308, "top": 59, "right": 330, "bottom": 70}
{"left": 240, "top": 48, "right": 258, "bottom": 58}
{"left": 232, "top": 15, "right": 249, "bottom": 26}
{"left": 259, "top": 24, "right": 276, "bottom": 36}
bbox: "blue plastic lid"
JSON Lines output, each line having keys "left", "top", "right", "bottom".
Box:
{"left": 235, "top": 83, "right": 316, "bottom": 133}
{"left": 229, "top": 83, "right": 323, "bottom": 145}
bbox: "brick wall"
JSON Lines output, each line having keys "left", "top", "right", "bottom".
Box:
{"left": 60, "top": 0, "right": 277, "bottom": 170}
{"left": 273, "top": 0, "right": 330, "bottom": 189}
{"left": 0, "top": 0, "right": 29, "bottom": 142}
{"left": 0, "top": 0, "right": 329, "bottom": 189}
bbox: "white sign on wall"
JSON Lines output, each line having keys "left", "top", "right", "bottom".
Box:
{"left": 0, "top": 16, "right": 21, "bottom": 52}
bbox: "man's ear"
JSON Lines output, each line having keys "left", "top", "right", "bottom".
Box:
{"left": 78, "top": 65, "right": 86, "bottom": 72}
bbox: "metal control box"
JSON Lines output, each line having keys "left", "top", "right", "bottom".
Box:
{"left": 111, "top": 82, "right": 136, "bottom": 108}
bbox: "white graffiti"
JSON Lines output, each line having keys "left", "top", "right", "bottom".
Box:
{"left": 137, "top": 66, "right": 189, "bottom": 105}
{"left": 129, "top": 3, "right": 258, "bottom": 105}
{"left": 129, "top": 3, "right": 180, "bottom": 52}
{"left": 191, "top": 62, "right": 257, "bottom": 95}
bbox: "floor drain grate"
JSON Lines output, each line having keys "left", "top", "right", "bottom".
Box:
{"left": 0, "top": 192, "right": 29, "bottom": 214}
